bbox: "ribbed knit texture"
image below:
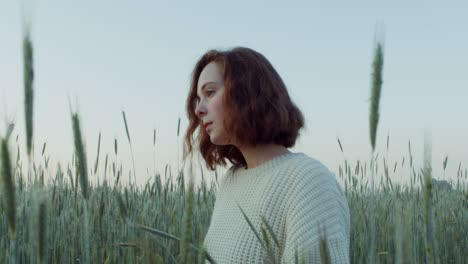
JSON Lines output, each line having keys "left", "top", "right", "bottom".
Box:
{"left": 204, "top": 152, "right": 350, "bottom": 264}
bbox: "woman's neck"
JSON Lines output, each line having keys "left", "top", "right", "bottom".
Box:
{"left": 237, "top": 143, "right": 290, "bottom": 169}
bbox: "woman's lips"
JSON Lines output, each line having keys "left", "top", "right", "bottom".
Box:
{"left": 204, "top": 122, "right": 213, "bottom": 131}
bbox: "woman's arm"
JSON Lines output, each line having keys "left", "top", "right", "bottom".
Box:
{"left": 282, "top": 165, "right": 350, "bottom": 264}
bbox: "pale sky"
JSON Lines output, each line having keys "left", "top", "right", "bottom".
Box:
{"left": 1, "top": 1, "right": 467, "bottom": 187}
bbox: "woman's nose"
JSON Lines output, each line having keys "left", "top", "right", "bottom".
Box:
{"left": 195, "top": 102, "right": 207, "bottom": 118}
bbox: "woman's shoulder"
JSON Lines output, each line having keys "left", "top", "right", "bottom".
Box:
{"left": 281, "top": 153, "right": 348, "bottom": 219}
{"left": 280, "top": 152, "right": 343, "bottom": 194}
{"left": 283, "top": 152, "right": 334, "bottom": 178}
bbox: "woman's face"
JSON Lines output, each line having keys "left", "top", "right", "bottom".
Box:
{"left": 195, "top": 62, "right": 233, "bottom": 145}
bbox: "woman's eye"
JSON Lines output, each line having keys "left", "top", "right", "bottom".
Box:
{"left": 206, "top": 90, "right": 215, "bottom": 97}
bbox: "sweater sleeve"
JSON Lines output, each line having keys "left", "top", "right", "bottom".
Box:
{"left": 282, "top": 165, "right": 350, "bottom": 264}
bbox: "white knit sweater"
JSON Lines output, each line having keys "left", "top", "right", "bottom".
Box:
{"left": 203, "top": 152, "right": 350, "bottom": 264}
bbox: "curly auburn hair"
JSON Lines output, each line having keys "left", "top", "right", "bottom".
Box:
{"left": 183, "top": 47, "right": 304, "bottom": 170}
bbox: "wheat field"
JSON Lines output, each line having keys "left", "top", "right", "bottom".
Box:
{"left": 0, "top": 138, "right": 466, "bottom": 263}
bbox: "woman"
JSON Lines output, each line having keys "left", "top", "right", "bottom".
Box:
{"left": 184, "top": 47, "right": 350, "bottom": 263}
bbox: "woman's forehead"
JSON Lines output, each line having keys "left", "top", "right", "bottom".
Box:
{"left": 197, "top": 62, "right": 224, "bottom": 90}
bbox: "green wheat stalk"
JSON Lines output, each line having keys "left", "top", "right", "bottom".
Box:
{"left": 114, "top": 138, "right": 118, "bottom": 155}
{"left": 135, "top": 224, "right": 216, "bottom": 263}
{"left": 237, "top": 203, "right": 266, "bottom": 249}
{"left": 23, "top": 27, "right": 34, "bottom": 157}
{"left": 368, "top": 36, "right": 384, "bottom": 264}
{"left": 94, "top": 131, "right": 101, "bottom": 175}
{"left": 319, "top": 230, "right": 331, "bottom": 264}
{"left": 369, "top": 41, "right": 384, "bottom": 152}
{"left": 122, "top": 110, "right": 136, "bottom": 184}
{"left": 70, "top": 111, "right": 90, "bottom": 264}
{"left": 116, "top": 191, "right": 128, "bottom": 219}
{"left": 180, "top": 161, "right": 195, "bottom": 263}
{"left": 260, "top": 216, "right": 280, "bottom": 250}
{"left": 423, "top": 134, "right": 439, "bottom": 264}
{"left": 153, "top": 128, "right": 156, "bottom": 175}
{"left": 260, "top": 226, "right": 274, "bottom": 263}
{"left": 71, "top": 112, "right": 88, "bottom": 199}
{"left": 5, "top": 123, "right": 14, "bottom": 141}
{"left": 1, "top": 138, "right": 15, "bottom": 238}
{"left": 38, "top": 196, "right": 47, "bottom": 264}
{"left": 337, "top": 137, "right": 344, "bottom": 154}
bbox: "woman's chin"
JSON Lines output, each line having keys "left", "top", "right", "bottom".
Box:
{"left": 210, "top": 136, "right": 230, "bottom": 146}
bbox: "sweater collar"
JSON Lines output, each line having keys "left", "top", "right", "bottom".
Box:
{"left": 232, "top": 151, "right": 302, "bottom": 176}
